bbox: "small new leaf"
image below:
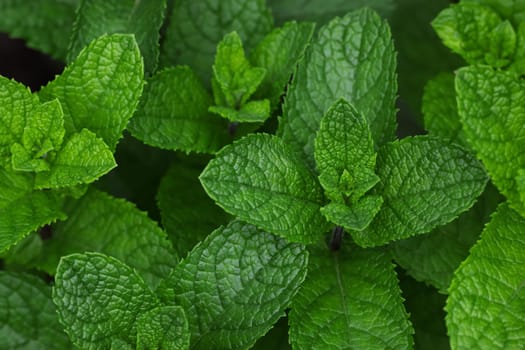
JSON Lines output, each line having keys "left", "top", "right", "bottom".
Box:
{"left": 200, "top": 134, "right": 328, "bottom": 243}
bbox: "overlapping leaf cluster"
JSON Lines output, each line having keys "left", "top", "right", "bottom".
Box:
{"left": 0, "top": 0, "right": 521, "bottom": 349}
{"left": 420, "top": 1, "right": 525, "bottom": 348}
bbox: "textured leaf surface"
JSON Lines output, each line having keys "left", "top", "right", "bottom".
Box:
{"left": 68, "top": 0, "right": 166, "bottom": 73}
{"left": 40, "top": 34, "right": 144, "bottom": 150}
{"left": 39, "top": 189, "right": 177, "bottom": 288}
{"left": 353, "top": 136, "right": 487, "bottom": 247}
{"left": 21, "top": 99, "right": 65, "bottom": 157}
{"left": 0, "top": 169, "right": 66, "bottom": 253}
{"left": 251, "top": 21, "right": 315, "bottom": 110}
{"left": 128, "top": 66, "right": 228, "bottom": 153}
{"left": 53, "top": 252, "right": 160, "bottom": 349}
{"left": 456, "top": 66, "right": 525, "bottom": 216}
{"left": 157, "top": 220, "right": 308, "bottom": 349}
{"left": 0, "top": 76, "right": 39, "bottom": 165}
{"left": 11, "top": 99, "right": 65, "bottom": 173}
{"left": 200, "top": 134, "right": 327, "bottom": 243}
{"left": 35, "top": 129, "right": 116, "bottom": 189}
{"left": 446, "top": 203, "right": 525, "bottom": 349}
{"left": 289, "top": 244, "right": 413, "bottom": 349}
{"left": 279, "top": 8, "right": 397, "bottom": 166}
{"left": 432, "top": 3, "right": 514, "bottom": 67}
{"left": 0, "top": 272, "right": 73, "bottom": 349}
{"left": 314, "top": 99, "right": 378, "bottom": 202}
{"left": 157, "top": 162, "right": 230, "bottom": 257}
{"left": 422, "top": 72, "right": 467, "bottom": 148}
{"left": 161, "top": 0, "right": 273, "bottom": 83}
{"left": 392, "top": 183, "right": 501, "bottom": 292}
{"left": 321, "top": 196, "right": 383, "bottom": 232}
{"left": 0, "top": 0, "right": 77, "bottom": 60}
{"left": 136, "top": 306, "right": 189, "bottom": 350}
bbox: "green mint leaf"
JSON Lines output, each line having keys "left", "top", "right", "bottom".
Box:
{"left": 40, "top": 34, "right": 144, "bottom": 150}
{"left": 0, "top": 76, "right": 39, "bottom": 166}
{"left": 157, "top": 162, "right": 230, "bottom": 257}
{"left": 34, "top": 129, "right": 116, "bottom": 189}
{"left": 68, "top": 0, "right": 166, "bottom": 74}
{"left": 353, "top": 136, "right": 487, "bottom": 247}
{"left": 160, "top": 0, "right": 273, "bottom": 84}
{"left": 136, "top": 306, "right": 190, "bottom": 350}
{"left": 392, "top": 183, "right": 501, "bottom": 292}
{"left": 289, "top": 244, "right": 413, "bottom": 349}
{"left": 267, "top": 0, "right": 395, "bottom": 25}
{"left": 279, "top": 8, "right": 397, "bottom": 166}
{"left": 314, "top": 99, "right": 379, "bottom": 202}
{"left": 251, "top": 21, "right": 315, "bottom": 111}
{"left": 251, "top": 317, "right": 291, "bottom": 350}
{"left": 0, "top": 169, "right": 66, "bottom": 253}
{"left": 39, "top": 189, "right": 177, "bottom": 288}
{"left": 0, "top": 271, "right": 73, "bottom": 349}
{"left": 128, "top": 66, "right": 228, "bottom": 153}
{"left": 0, "top": 0, "right": 77, "bottom": 60}
{"left": 456, "top": 65, "right": 525, "bottom": 216}
{"left": 199, "top": 134, "right": 328, "bottom": 243}
{"left": 53, "top": 252, "right": 160, "bottom": 349}
{"left": 157, "top": 220, "right": 308, "bottom": 349}
{"left": 321, "top": 195, "right": 383, "bottom": 232}
{"left": 446, "top": 203, "right": 525, "bottom": 349}
{"left": 432, "top": 3, "right": 514, "bottom": 67}
{"left": 212, "top": 31, "right": 266, "bottom": 108}
{"left": 422, "top": 72, "right": 468, "bottom": 149}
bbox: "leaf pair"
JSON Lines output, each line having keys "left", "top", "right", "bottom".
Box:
{"left": 51, "top": 220, "right": 307, "bottom": 349}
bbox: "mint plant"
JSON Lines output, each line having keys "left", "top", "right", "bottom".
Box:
{"left": 0, "top": 0, "right": 523, "bottom": 349}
